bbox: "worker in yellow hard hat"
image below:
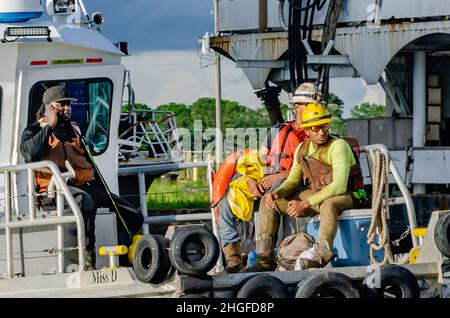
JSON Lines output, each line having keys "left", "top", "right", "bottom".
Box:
{"left": 215, "top": 84, "right": 321, "bottom": 274}
{"left": 242, "top": 102, "right": 364, "bottom": 272}
{"left": 300, "top": 102, "right": 333, "bottom": 128}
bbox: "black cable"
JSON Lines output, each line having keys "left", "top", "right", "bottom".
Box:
{"left": 308, "top": 0, "right": 316, "bottom": 42}
{"left": 303, "top": 0, "right": 311, "bottom": 35}
{"left": 317, "top": 0, "right": 328, "bottom": 10}
{"left": 76, "top": 132, "right": 134, "bottom": 238}
{"left": 288, "top": 0, "right": 299, "bottom": 89}
{"left": 288, "top": 0, "right": 328, "bottom": 11}
{"left": 302, "top": 0, "right": 314, "bottom": 81}
{"left": 288, "top": 0, "right": 329, "bottom": 90}
{"left": 295, "top": 0, "right": 303, "bottom": 86}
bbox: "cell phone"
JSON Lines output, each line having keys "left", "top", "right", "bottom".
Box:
{"left": 44, "top": 105, "right": 63, "bottom": 117}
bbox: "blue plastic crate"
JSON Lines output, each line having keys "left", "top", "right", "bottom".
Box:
{"left": 306, "top": 209, "right": 384, "bottom": 267}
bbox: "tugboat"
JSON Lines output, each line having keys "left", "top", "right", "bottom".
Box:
{"left": 0, "top": 0, "right": 449, "bottom": 299}
{"left": 0, "top": 0, "right": 210, "bottom": 298}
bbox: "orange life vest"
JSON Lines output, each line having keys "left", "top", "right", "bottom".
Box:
{"left": 211, "top": 148, "right": 251, "bottom": 209}
{"left": 267, "top": 121, "right": 307, "bottom": 174}
{"left": 35, "top": 119, "right": 95, "bottom": 193}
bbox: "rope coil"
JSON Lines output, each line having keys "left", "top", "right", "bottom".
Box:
{"left": 367, "top": 150, "right": 395, "bottom": 265}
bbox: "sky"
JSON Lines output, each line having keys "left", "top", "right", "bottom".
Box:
{"left": 84, "top": 0, "right": 385, "bottom": 118}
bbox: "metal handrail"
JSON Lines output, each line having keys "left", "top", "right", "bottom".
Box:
{"left": 118, "top": 109, "right": 181, "bottom": 162}
{"left": 362, "top": 144, "right": 419, "bottom": 247}
{"left": 116, "top": 159, "right": 223, "bottom": 267}
{"left": 0, "top": 161, "right": 86, "bottom": 277}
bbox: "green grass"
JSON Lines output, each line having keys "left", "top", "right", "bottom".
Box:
{"left": 146, "top": 176, "right": 211, "bottom": 209}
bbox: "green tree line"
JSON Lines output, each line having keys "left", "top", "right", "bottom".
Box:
{"left": 123, "top": 95, "right": 386, "bottom": 137}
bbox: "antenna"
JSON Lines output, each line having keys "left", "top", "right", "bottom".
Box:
{"left": 77, "top": 0, "right": 88, "bottom": 17}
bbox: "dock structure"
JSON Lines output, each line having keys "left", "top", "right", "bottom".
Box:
{"left": 206, "top": 0, "right": 450, "bottom": 191}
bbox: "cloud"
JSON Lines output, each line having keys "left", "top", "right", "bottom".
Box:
{"left": 84, "top": 1, "right": 384, "bottom": 115}
{"left": 362, "top": 84, "right": 386, "bottom": 105}
{"left": 122, "top": 51, "right": 263, "bottom": 108}
{"left": 330, "top": 77, "right": 386, "bottom": 118}
{"left": 123, "top": 51, "right": 384, "bottom": 114}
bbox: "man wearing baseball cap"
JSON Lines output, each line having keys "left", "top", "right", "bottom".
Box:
{"left": 20, "top": 85, "right": 143, "bottom": 270}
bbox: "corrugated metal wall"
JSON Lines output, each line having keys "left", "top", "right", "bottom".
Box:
{"left": 219, "top": 0, "right": 450, "bottom": 33}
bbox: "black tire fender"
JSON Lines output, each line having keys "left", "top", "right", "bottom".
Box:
{"left": 179, "top": 294, "right": 209, "bottom": 298}
{"left": 132, "top": 234, "right": 171, "bottom": 284}
{"left": 363, "top": 264, "right": 420, "bottom": 298}
{"left": 150, "top": 235, "right": 173, "bottom": 284}
{"left": 169, "top": 226, "right": 220, "bottom": 276}
{"left": 236, "top": 274, "right": 290, "bottom": 298}
{"left": 435, "top": 212, "right": 450, "bottom": 258}
{"left": 296, "top": 271, "right": 360, "bottom": 298}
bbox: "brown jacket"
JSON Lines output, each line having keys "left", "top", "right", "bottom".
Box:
{"left": 35, "top": 118, "right": 95, "bottom": 193}
{"left": 297, "top": 137, "right": 363, "bottom": 192}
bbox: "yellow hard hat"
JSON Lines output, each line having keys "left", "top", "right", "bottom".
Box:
{"left": 300, "top": 103, "right": 333, "bottom": 128}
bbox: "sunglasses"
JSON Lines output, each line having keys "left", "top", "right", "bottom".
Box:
{"left": 308, "top": 124, "right": 330, "bottom": 133}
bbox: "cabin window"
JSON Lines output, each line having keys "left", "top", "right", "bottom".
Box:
{"left": 28, "top": 78, "right": 113, "bottom": 155}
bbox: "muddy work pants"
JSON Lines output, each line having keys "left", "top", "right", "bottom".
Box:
{"left": 258, "top": 189, "right": 354, "bottom": 251}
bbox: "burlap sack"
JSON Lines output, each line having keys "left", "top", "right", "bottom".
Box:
{"left": 276, "top": 232, "right": 316, "bottom": 271}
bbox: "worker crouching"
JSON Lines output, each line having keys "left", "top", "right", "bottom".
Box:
{"left": 243, "top": 102, "right": 363, "bottom": 272}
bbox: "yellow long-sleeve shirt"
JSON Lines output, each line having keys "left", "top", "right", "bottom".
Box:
{"left": 275, "top": 138, "right": 356, "bottom": 206}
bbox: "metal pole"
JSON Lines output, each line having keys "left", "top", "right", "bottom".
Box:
{"left": 214, "top": 0, "right": 223, "bottom": 165}
{"left": 364, "top": 144, "right": 419, "bottom": 247}
{"left": 207, "top": 159, "right": 224, "bottom": 269}
{"left": 0, "top": 216, "right": 77, "bottom": 230}
{"left": 193, "top": 153, "right": 199, "bottom": 182}
{"left": 77, "top": 0, "right": 88, "bottom": 16}
{"left": 27, "top": 168, "right": 36, "bottom": 220}
{"left": 258, "top": 0, "right": 268, "bottom": 32}
{"left": 109, "top": 254, "right": 118, "bottom": 268}
{"left": 5, "top": 171, "right": 14, "bottom": 278}
{"left": 413, "top": 51, "right": 426, "bottom": 194}
{"left": 138, "top": 172, "right": 149, "bottom": 235}
{"left": 57, "top": 190, "right": 65, "bottom": 273}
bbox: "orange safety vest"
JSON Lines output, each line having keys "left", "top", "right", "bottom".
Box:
{"left": 35, "top": 119, "right": 95, "bottom": 193}
{"left": 267, "top": 121, "right": 307, "bottom": 175}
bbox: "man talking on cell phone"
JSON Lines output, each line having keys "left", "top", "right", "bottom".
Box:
{"left": 20, "top": 85, "right": 144, "bottom": 270}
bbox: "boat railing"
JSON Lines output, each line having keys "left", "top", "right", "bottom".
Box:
{"left": 361, "top": 144, "right": 418, "bottom": 247}
{"left": 118, "top": 109, "right": 183, "bottom": 163}
{"left": 117, "top": 159, "right": 223, "bottom": 268}
{"left": 0, "top": 161, "right": 86, "bottom": 277}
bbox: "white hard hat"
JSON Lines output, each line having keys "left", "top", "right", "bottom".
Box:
{"left": 291, "top": 82, "right": 322, "bottom": 104}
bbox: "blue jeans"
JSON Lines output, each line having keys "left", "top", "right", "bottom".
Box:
{"left": 217, "top": 177, "right": 284, "bottom": 250}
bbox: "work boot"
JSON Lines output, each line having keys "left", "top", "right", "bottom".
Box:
{"left": 240, "top": 239, "right": 276, "bottom": 273}
{"left": 216, "top": 243, "right": 243, "bottom": 274}
{"left": 85, "top": 249, "right": 96, "bottom": 271}
{"left": 296, "top": 244, "right": 335, "bottom": 270}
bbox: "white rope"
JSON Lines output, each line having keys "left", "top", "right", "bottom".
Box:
{"left": 367, "top": 150, "right": 395, "bottom": 265}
